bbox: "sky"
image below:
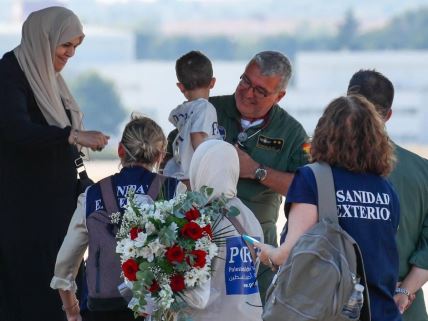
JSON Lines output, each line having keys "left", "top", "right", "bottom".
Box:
{"left": 2, "top": 0, "right": 428, "bottom": 33}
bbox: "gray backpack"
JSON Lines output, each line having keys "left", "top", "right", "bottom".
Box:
{"left": 85, "top": 174, "right": 166, "bottom": 311}
{"left": 263, "top": 162, "right": 371, "bottom": 321}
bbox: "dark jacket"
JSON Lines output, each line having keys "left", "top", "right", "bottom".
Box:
{"left": 0, "top": 51, "right": 79, "bottom": 321}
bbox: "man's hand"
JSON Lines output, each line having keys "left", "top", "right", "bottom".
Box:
{"left": 235, "top": 144, "right": 295, "bottom": 194}
{"left": 235, "top": 145, "right": 258, "bottom": 179}
{"left": 394, "top": 282, "right": 416, "bottom": 314}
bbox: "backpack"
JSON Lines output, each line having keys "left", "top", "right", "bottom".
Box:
{"left": 263, "top": 162, "right": 371, "bottom": 321}
{"left": 85, "top": 174, "right": 168, "bottom": 311}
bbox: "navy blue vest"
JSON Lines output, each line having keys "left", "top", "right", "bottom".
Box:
{"left": 85, "top": 166, "right": 179, "bottom": 216}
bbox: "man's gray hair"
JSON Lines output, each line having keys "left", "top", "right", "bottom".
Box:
{"left": 248, "top": 51, "right": 292, "bottom": 91}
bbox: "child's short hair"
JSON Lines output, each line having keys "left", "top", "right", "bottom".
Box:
{"left": 175, "top": 50, "right": 213, "bottom": 90}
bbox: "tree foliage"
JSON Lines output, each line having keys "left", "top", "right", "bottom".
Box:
{"left": 335, "top": 9, "right": 359, "bottom": 50}
{"left": 357, "top": 7, "right": 428, "bottom": 49}
{"left": 71, "top": 72, "right": 127, "bottom": 135}
{"left": 135, "top": 7, "right": 428, "bottom": 60}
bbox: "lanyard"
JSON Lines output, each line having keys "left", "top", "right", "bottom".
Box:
{"left": 236, "top": 114, "right": 270, "bottom": 147}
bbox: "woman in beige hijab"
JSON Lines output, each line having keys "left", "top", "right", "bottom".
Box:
{"left": 187, "top": 140, "right": 264, "bottom": 321}
{"left": 0, "top": 6, "right": 109, "bottom": 321}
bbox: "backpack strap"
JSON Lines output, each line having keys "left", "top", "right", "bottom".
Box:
{"left": 147, "top": 174, "right": 167, "bottom": 200}
{"left": 307, "top": 162, "right": 338, "bottom": 223}
{"left": 225, "top": 215, "right": 258, "bottom": 266}
{"left": 99, "top": 176, "right": 120, "bottom": 214}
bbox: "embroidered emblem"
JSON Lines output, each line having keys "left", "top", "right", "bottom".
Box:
{"left": 256, "top": 135, "right": 284, "bottom": 151}
{"left": 218, "top": 125, "right": 226, "bottom": 140}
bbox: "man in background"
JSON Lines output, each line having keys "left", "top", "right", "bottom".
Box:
{"left": 210, "top": 51, "right": 309, "bottom": 302}
{"left": 348, "top": 69, "right": 428, "bottom": 321}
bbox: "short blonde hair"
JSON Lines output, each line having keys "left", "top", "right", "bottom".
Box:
{"left": 311, "top": 95, "right": 395, "bottom": 176}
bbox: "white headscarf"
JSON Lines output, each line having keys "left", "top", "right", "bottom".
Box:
{"left": 13, "top": 6, "right": 84, "bottom": 130}
{"left": 189, "top": 140, "right": 239, "bottom": 199}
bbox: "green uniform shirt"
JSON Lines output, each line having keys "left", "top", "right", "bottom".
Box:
{"left": 210, "top": 94, "right": 309, "bottom": 246}
{"left": 389, "top": 143, "right": 428, "bottom": 321}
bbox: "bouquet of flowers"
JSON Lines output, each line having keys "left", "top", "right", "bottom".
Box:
{"left": 114, "top": 186, "right": 239, "bottom": 320}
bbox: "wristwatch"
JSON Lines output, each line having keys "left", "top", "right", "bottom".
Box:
{"left": 254, "top": 164, "right": 268, "bottom": 182}
{"left": 395, "top": 287, "right": 410, "bottom": 297}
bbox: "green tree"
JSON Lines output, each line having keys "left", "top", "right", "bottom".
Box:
{"left": 357, "top": 7, "right": 428, "bottom": 49}
{"left": 71, "top": 72, "right": 127, "bottom": 135}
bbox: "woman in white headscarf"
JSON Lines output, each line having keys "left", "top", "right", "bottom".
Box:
{"left": 187, "top": 139, "right": 264, "bottom": 321}
{"left": 0, "top": 7, "right": 109, "bottom": 321}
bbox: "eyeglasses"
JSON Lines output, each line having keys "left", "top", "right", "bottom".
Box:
{"left": 238, "top": 74, "right": 275, "bottom": 99}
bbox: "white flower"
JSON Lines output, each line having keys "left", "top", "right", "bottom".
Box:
{"left": 195, "top": 236, "right": 218, "bottom": 259}
{"left": 116, "top": 238, "right": 128, "bottom": 255}
{"left": 110, "top": 212, "right": 122, "bottom": 224}
{"left": 184, "top": 269, "right": 198, "bottom": 288}
{"left": 149, "top": 238, "right": 165, "bottom": 256}
{"left": 145, "top": 222, "right": 156, "bottom": 235}
{"left": 134, "top": 232, "right": 148, "bottom": 248}
{"left": 122, "top": 240, "right": 137, "bottom": 259}
{"left": 150, "top": 208, "right": 165, "bottom": 222}
{"left": 140, "top": 246, "right": 155, "bottom": 262}
{"left": 184, "top": 266, "right": 211, "bottom": 288}
{"left": 158, "top": 285, "right": 174, "bottom": 309}
{"left": 195, "top": 267, "right": 211, "bottom": 283}
{"left": 156, "top": 200, "right": 173, "bottom": 213}
{"left": 208, "top": 242, "right": 218, "bottom": 259}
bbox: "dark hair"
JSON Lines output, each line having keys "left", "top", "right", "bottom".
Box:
{"left": 121, "top": 114, "right": 166, "bottom": 166}
{"left": 175, "top": 51, "right": 213, "bottom": 90}
{"left": 311, "top": 95, "right": 395, "bottom": 176}
{"left": 347, "top": 69, "right": 394, "bottom": 118}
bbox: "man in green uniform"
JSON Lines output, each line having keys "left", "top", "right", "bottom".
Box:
{"left": 348, "top": 70, "right": 428, "bottom": 321}
{"left": 209, "top": 51, "right": 309, "bottom": 303}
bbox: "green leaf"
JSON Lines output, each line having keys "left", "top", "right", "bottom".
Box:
{"left": 138, "top": 295, "right": 147, "bottom": 309}
{"left": 139, "top": 261, "right": 151, "bottom": 271}
{"left": 136, "top": 268, "right": 154, "bottom": 284}
{"left": 227, "top": 205, "right": 240, "bottom": 217}
{"left": 158, "top": 225, "right": 177, "bottom": 247}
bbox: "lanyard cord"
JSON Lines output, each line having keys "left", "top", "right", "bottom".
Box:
{"left": 236, "top": 114, "right": 271, "bottom": 146}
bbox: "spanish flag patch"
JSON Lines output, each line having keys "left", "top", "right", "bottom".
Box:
{"left": 302, "top": 142, "right": 311, "bottom": 154}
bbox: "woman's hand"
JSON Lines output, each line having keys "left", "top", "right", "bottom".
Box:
{"left": 58, "top": 290, "right": 82, "bottom": 321}
{"left": 253, "top": 242, "right": 280, "bottom": 271}
{"left": 65, "top": 309, "right": 82, "bottom": 321}
{"left": 62, "top": 300, "right": 81, "bottom": 321}
{"left": 69, "top": 129, "right": 110, "bottom": 151}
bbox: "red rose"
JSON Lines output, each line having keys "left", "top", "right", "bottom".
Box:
{"left": 187, "top": 249, "right": 207, "bottom": 268}
{"left": 181, "top": 221, "right": 203, "bottom": 240}
{"left": 170, "top": 274, "right": 185, "bottom": 292}
{"left": 130, "top": 227, "right": 143, "bottom": 240}
{"left": 122, "top": 259, "right": 139, "bottom": 281}
{"left": 165, "top": 245, "right": 185, "bottom": 264}
{"left": 185, "top": 208, "right": 200, "bottom": 221}
{"left": 148, "top": 280, "right": 160, "bottom": 293}
{"left": 202, "top": 225, "right": 213, "bottom": 238}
